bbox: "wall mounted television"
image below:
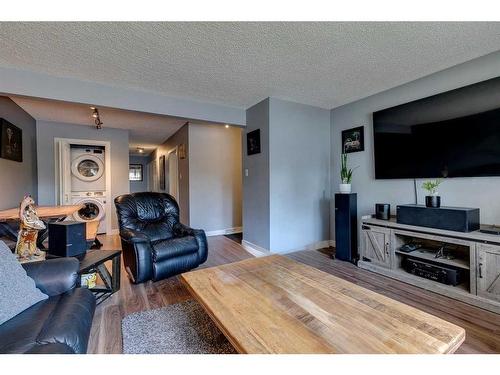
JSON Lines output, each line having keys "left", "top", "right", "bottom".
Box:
{"left": 373, "top": 76, "right": 500, "bottom": 179}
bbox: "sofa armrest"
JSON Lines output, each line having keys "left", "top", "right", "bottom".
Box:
{"left": 22, "top": 258, "right": 79, "bottom": 297}
{"left": 120, "top": 228, "right": 150, "bottom": 243}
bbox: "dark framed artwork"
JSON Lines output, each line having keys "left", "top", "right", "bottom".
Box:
{"left": 341, "top": 126, "right": 364, "bottom": 153}
{"left": 0, "top": 118, "right": 23, "bottom": 162}
{"left": 129, "top": 164, "right": 143, "bottom": 181}
{"left": 159, "top": 155, "right": 166, "bottom": 190}
{"left": 246, "top": 129, "right": 261, "bottom": 155}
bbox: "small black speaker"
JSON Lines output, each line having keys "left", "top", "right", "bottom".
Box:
{"left": 334, "top": 193, "right": 358, "bottom": 263}
{"left": 48, "top": 221, "right": 87, "bottom": 257}
{"left": 375, "top": 203, "right": 390, "bottom": 220}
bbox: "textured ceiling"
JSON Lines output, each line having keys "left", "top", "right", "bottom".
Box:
{"left": 10, "top": 95, "right": 202, "bottom": 155}
{"left": 1, "top": 22, "right": 500, "bottom": 109}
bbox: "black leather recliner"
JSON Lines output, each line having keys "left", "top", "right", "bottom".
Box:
{"left": 0, "top": 258, "right": 96, "bottom": 354}
{"left": 114, "top": 192, "right": 208, "bottom": 283}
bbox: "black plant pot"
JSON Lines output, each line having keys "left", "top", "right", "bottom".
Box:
{"left": 425, "top": 195, "right": 441, "bottom": 208}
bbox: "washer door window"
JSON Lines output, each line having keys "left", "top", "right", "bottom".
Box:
{"left": 71, "top": 154, "right": 104, "bottom": 182}
{"left": 75, "top": 200, "right": 105, "bottom": 222}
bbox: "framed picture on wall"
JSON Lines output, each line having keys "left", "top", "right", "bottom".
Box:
{"left": 247, "top": 129, "right": 261, "bottom": 155}
{"left": 159, "top": 155, "right": 166, "bottom": 190}
{"left": 129, "top": 164, "right": 143, "bottom": 181}
{"left": 0, "top": 118, "right": 23, "bottom": 162}
{"left": 341, "top": 126, "right": 364, "bottom": 153}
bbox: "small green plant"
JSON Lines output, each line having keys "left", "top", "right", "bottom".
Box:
{"left": 340, "top": 153, "right": 354, "bottom": 184}
{"left": 422, "top": 179, "right": 442, "bottom": 195}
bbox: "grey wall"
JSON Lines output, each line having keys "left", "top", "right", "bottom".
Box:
{"left": 189, "top": 124, "right": 242, "bottom": 232}
{"left": 243, "top": 97, "right": 331, "bottom": 252}
{"left": 153, "top": 124, "right": 190, "bottom": 224}
{"left": 243, "top": 99, "right": 270, "bottom": 249}
{"left": 0, "top": 66, "right": 245, "bottom": 126}
{"left": 269, "top": 98, "right": 331, "bottom": 252}
{"left": 36, "top": 120, "right": 130, "bottom": 229}
{"left": 0, "top": 96, "right": 37, "bottom": 209}
{"left": 330, "top": 50, "right": 500, "bottom": 242}
{"left": 129, "top": 155, "right": 149, "bottom": 193}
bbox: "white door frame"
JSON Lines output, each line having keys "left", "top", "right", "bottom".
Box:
{"left": 167, "top": 146, "right": 179, "bottom": 200}
{"left": 54, "top": 137, "right": 113, "bottom": 235}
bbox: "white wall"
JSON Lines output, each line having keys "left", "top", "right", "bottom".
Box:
{"left": 188, "top": 124, "right": 243, "bottom": 232}
{"left": 330, "top": 50, "right": 500, "bottom": 242}
{"left": 36, "top": 120, "right": 130, "bottom": 229}
{"left": 0, "top": 96, "right": 37, "bottom": 209}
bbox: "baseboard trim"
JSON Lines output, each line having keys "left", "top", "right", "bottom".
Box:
{"left": 205, "top": 226, "right": 243, "bottom": 237}
{"left": 241, "top": 240, "right": 270, "bottom": 257}
{"left": 298, "top": 240, "right": 335, "bottom": 251}
{"left": 271, "top": 240, "right": 335, "bottom": 254}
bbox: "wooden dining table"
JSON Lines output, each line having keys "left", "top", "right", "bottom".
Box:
{"left": 0, "top": 204, "right": 84, "bottom": 249}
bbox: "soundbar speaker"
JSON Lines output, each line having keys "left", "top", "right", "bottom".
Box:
{"left": 396, "top": 205, "right": 479, "bottom": 233}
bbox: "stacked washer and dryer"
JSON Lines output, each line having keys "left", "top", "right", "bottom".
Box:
{"left": 70, "top": 145, "right": 107, "bottom": 234}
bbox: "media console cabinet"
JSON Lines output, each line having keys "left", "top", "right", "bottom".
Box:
{"left": 359, "top": 217, "right": 500, "bottom": 314}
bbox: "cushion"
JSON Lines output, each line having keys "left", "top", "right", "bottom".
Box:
{"left": 152, "top": 235, "right": 199, "bottom": 262}
{"left": 0, "top": 241, "right": 48, "bottom": 325}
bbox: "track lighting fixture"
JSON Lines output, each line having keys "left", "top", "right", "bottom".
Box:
{"left": 90, "top": 107, "right": 103, "bottom": 129}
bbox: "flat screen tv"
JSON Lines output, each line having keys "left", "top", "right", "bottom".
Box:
{"left": 373, "top": 76, "right": 500, "bottom": 179}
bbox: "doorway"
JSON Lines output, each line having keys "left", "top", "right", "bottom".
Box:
{"left": 167, "top": 147, "right": 179, "bottom": 200}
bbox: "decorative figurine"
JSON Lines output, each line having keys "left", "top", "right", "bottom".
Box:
{"left": 15, "top": 195, "right": 46, "bottom": 261}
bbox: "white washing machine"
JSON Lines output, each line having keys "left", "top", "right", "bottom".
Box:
{"left": 71, "top": 191, "right": 107, "bottom": 234}
{"left": 70, "top": 145, "right": 106, "bottom": 192}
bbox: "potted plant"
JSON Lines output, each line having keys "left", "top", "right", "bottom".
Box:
{"left": 340, "top": 153, "right": 354, "bottom": 193}
{"left": 422, "top": 179, "right": 443, "bottom": 208}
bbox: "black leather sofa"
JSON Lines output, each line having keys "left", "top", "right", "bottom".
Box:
{"left": 0, "top": 258, "right": 96, "bottom": 354}
{"left": 114, "top": 192, "right": 208, "bottom": 283}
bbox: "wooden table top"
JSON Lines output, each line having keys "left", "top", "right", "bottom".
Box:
{"left": 0, "top": 205, "right": 84, "bottom": 222}
{"left": 181, "top": 255, "right": 466, "bottom": 354}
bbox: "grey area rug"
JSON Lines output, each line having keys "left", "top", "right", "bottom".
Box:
{"left": 122, "top": 300, "right": 237, "bottom": 354}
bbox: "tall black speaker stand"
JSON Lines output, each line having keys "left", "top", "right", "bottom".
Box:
{"left": 334, "top": 193, "right": 358, "bottom": 263}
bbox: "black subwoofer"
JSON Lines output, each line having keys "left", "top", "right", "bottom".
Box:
{"left": 48, "top": 221, "right": 87, "bottom": 257}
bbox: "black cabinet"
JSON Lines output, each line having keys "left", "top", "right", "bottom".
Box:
{"left": 334, "top": 193, "right": 358, "bottom": 263}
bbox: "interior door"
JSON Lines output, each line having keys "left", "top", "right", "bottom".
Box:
{"left": 56, "top": 140, "right": 72, "bottom": 205}
{"left": 477, "top": 244, "right": 500, "bottom": 303}
{"left": 361, "top": 225, "right": 391, "bottom": 268}
{"left": 168, "top": 149, "right": 179, "bottom": 200}
{"left": 151, "top": 159, "right": 159, "bottom": 192}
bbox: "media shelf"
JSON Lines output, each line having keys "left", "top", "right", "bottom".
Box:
{"left": 359, "top": 217, "right": 500, "bottom": 314}
{"left": 394, "top": 249, "right": 470, "bottom": 270}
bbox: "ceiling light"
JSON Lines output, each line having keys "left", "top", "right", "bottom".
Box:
{"left": 225, "top": 124, "right": 230, "bottom": 128}
{"left": 137, "top": 147, "right": 144, "bottom": 154}
{"left": 90, "top": 107, "right": 103, "bottom": 130}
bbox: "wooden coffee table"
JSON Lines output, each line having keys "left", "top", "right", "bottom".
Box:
{"left": 180, "top": 255, "right": 465, "bottom": 354}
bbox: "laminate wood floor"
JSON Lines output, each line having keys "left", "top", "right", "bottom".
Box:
{"left": 88, "top": 235, "right": 500, "bottom": 354}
